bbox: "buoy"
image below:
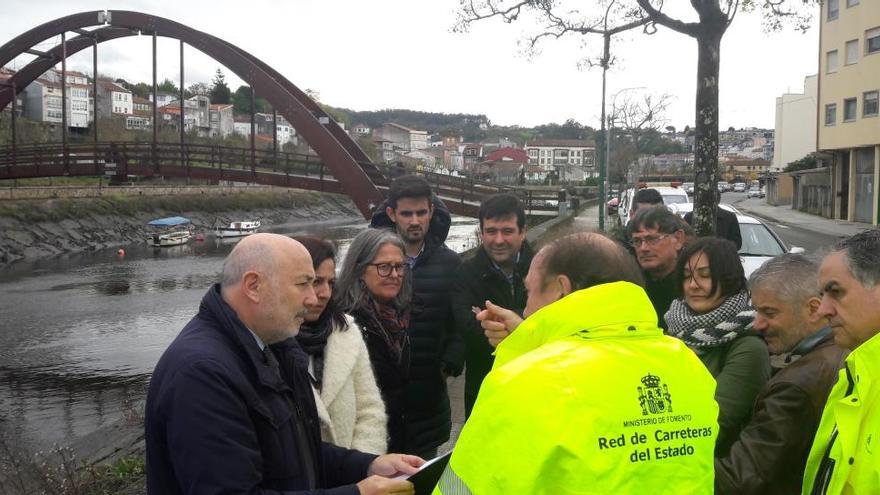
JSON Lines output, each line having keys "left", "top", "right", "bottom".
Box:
{"left": 117, "top": 248, "right": 125, "bottom": 257}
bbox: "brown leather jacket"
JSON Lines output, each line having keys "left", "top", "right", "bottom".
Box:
{"left": 714, "top": 331, "right": 848, "bottom": 495}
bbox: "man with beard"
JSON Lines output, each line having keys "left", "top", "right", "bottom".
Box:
{"left": 802, "top": 229, "right": 880, "bottom": 495}
{"left": 450, "top": 193, "right": 533, "bottom": 418}
{"left": 625, "top": 206, "right": 687, "bottom": 331}
{"left": 715, "top": 254, "right": 847, "bottom": 494}
{"left": 145, "top": 234, "right": 422, "bottom": 494}
{"left": 370, "top": 175, "right": 463, "bottom": 459}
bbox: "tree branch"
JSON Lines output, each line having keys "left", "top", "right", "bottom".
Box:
{"left": 634, "top": 0, "right": 701, "bottom": 37}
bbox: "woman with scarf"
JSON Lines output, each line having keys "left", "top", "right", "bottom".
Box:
{"left": 293, "top": 236, "right": 388, "bottom": 454}
{"left": 665, "top": 237, "right": 771, "bottom": 457}
{"left": 335, "top": 229, "right": 412, "bottom": 454}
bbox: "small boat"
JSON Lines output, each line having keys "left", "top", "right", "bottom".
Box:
{"left": 214, "top": 220, "right": 261, "bottom": 238}
{"left": 146, "top": 216, "right": 193, "bottom": 247}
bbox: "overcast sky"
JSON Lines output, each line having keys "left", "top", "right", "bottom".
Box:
{"left": 2, "top": 0, "right": 820, "bottom": 131}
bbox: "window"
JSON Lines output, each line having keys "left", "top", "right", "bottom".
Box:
{"left": 844, "top": 98, "right": 858, "bottom": 121}
{"left": 847, "top": 0, "right": 858, "bottom": 6}
{"left": 846, "top": 40, "right": 859, "bottom": 64}
{"left": 868, "top": 27, "right": 880, "bottom": 55}
{"left": 825, "top": 103, "right": 837, "bottom": 125}
{"left": 826, "top": 50, "right": 839, "bottom": 73}
{"left": 828, "top": 0, "right": 839, "bottom": 20}
{"left": 864, "top": 91, "right": 879, "bottom": 117}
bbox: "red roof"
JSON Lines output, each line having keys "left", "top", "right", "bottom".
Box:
{"left": 484, "top": 147, "right": 529, "bottom": 164}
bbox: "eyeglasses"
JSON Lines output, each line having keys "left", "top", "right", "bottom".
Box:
{"left": 630, "top": 234, "right": 669, "bottom": 248}
{"left": 370, "top": 263, "right": 408, "bottom": 277}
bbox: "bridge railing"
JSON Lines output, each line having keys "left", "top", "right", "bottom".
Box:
{"left": 0, "top": 142, "right": 567, "bottom": 217}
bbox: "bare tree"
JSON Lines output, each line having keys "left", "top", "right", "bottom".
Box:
{"left": 608, "top": 89, "right": 674, "bottom": 188}
{"left": 456, "top": 0, "right": 816, "bottom": 235}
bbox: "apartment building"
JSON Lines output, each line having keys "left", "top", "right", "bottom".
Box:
{"left": 96, "top": 80, "right": 133, "bottom": 116}
{"left": 773, "top": 76, "right": 818, "bottom": 171}
{"left": 523, "top": 139, "right": 597, "bottom": 181}
{"left": 819, "top": 0, "right": 880, "bottom": 224}
{"left": 22, "top": 69, "right": 91, "bottom": 129}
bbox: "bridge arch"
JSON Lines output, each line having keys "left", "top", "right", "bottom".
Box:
{"left": 0, "top": 10, "right": 382, "bottom": 218}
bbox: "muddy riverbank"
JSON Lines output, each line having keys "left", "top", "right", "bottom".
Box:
{"left": 0, "top": 188, "right": 363, "bottom": 264}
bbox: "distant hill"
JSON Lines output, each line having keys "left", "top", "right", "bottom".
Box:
{"left": 336, "top": 108, "right": 487, "bottom": 135}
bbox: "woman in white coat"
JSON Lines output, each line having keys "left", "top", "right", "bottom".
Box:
{"left": 294, "top": 236, "right": 388, "bottom": 454}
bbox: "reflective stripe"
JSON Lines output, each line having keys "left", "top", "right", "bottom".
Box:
{"left": 436, "top": 464, "right": 473, "bottom": 495}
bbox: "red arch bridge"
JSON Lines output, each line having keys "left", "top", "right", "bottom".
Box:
{"left": 0, "top": 10, "right": 570, "bottom": 220}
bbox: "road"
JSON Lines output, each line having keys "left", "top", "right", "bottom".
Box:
{"left": 722, "top": 192, "right": 842, "bottom": 254}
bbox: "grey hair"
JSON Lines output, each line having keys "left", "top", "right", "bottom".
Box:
{"left": 749, "top": 254, "right": 819, "bottom": 305}
{"left": 833, "top": 229, "right": 880, "bottom": 288}
{"left": 221, "top": 241, "right": 276, "bottom": 287}
{"left": 334, "top": 228, "right": 412, "bottom": 312}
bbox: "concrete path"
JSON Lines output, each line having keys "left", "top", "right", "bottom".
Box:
{"left": 732, "top": 196, "right": 873, "bottom": 238}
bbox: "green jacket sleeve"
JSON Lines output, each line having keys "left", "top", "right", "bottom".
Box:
{"left": 713, "top": 336, "right": 771, "bottom": 456}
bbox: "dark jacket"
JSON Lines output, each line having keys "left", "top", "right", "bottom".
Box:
{"left": 145, "top": 285, "right": 376, "bottom": 495}
{"left": 370, "top": 197, "right": 464, "bottom": 455}
{"left": 351, "top": 308, "right": 410, "bottom": 453}
{"left": 684, "top": 207, "right": 742, "bottom": 250}
{"left": 715, "top": 330, "right": 848, "bottom": 495}
{"left": 451, "top": 241, "right": 534, "bottom": 417}
{"left": 644, "top": 271, "right": 677, "bottom": 331}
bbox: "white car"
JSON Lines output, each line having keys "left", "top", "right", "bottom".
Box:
{"left": 665, "top": 206, "right": 803, "bottom": 277}
{"left": 682, "top": 182, "right": 695, "bottom": 195}
{"left": 738, "top": 214, "right": 805, "bottom": 277}
{"left": 617, "top": 186, "right": 690, "bottom": 226}
{"left": 747, "top": 187, "right": 763, "bottom": 198}
{"left": 667, "top": 202, "right": 741, "bottom": 218}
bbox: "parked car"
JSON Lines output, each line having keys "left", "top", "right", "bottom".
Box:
{"left": 717, "top": 181, "right": 730, "bottom": 193}
{"left": 682, "top": 182, "right": 695, "bottom": 195}
{"left": 666, "top": 207, "right": 805, "bottom": 277}
{"left": 617, "top": 186, "right": 690, "bottom": 226}
{"left": 747, "top": 187, "right": 763, "bottom": 198}
{"left": 738, "top": 214, "right": 805, "bottom": 277}
{"left": 733, "top": 182, "right": 747, "bottom": 193}
{"left": 667, "top": 202, "right": 740, "bottom": 218}
{"left": 606, "top": 196, "right": 620, "bottom": 214}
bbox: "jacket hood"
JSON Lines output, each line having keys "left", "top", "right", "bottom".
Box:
{"left": 370, "top": 195, "right": 453, "bottom": 246}
{"left": 493, "top": 281, "right": 661, "bottom": 368}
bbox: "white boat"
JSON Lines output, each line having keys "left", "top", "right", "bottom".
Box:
{"left": 146, "top": 216, "right": 193, "bottom": 247}
{"left": 214, "top": 220, "right": 261, "bottom": 238}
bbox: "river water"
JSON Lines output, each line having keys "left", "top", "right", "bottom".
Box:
{"left": 0, "top": 215, "right": 480, "bottom": 453}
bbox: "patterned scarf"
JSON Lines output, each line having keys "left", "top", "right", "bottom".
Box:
{"left": 665, "top": 289, "right": 755, "bottom": 348}
{"left": 372, "top": 299, "right": 410, "bottom": 360}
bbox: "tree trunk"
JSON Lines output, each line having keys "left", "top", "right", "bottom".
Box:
{"left": 692, "top": 29, "right": 723, "bottom": 237}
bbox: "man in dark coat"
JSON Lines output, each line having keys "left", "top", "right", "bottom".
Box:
{"left": 626, "top": 206, "right": 687, "bottom": 331}
{"left": 715, "top": 254, "right": 847, "bottom": 494}
{"left": 370, "top": 175, "right": 464, "bottom": 458}
{"left": 451, "top": 193, "right": 533, "bottom": 418}
{"left": 145, "top": 234, "right": 421, "bottom": 495}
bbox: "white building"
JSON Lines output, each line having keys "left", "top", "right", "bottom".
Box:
{"left": 149, "top": 91, "right": 178, "bottom": 108}
{"left": 22, "top": 69, "right": 91, "bottom": 128}
{"left": 773, "top": 76, "right": 819, "bottom": 171}
{"left": 373, "top": 122, "right": 428, "bottom": 152}
{"left": 96, "top": 80, "right": 133, "bottom": 117}
{"left": 524, "top": 139, "right": 598, "bottom": 181}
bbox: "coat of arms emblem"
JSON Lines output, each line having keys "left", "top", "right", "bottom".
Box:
{"left": 638, "top": 373, "right": 673, "bottom": 415}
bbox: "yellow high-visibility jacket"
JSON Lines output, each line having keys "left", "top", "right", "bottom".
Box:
{"left": 802, "top": 331, "right": 880, "bottom": 495}
{"left": 434, "top": 281, "right": 718, "bottom": 495}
